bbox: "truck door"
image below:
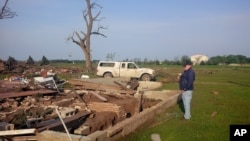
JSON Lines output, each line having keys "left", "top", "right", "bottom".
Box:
{"left": 119, "top": 62, "right": 127, "bottom": 77}
{"left": 119, "top": 62, "right": 139, "bottom": 78}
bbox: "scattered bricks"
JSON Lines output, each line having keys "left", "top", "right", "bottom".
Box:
{"left": 0, "top": 113, "right": 7, "bottom": 121}
{"left": 88, "top": 102, "right": 126, "bottom": 120}
{"left": 11, "top": 101, "right": 19, "bottom": 109}
{"left": 72, "top": 103, "right": 87, "bottom": 110}
{"left": 1, "top": 101, "right": 10, "bottom": 109}
{"left": 59, "top": 107, "right": 76, "bottom": 118}
{"left": 0, "top": 122, "right": 14, "bottom": 131}
{"left": 74, "top": 125, "right": 90, "bottom": 135}
{"left": 41, "top": 99, "right": 52, "bottom": 105}
{"left": 39, "top": 96, "right": 52, "bottom": 105}
{"left": 53, "top": 98, "right": 74, "bottom": 107}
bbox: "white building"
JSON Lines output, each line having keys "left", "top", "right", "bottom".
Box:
{"left": 191, "top": 54, "right": 209, "bottom": 65}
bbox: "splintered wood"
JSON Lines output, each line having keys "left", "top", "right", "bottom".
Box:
{"left": 0, "top": 78, "right": 160, "bottom": 140}
{"left": 68, "top": 79, "right": 136, "bottom": 95}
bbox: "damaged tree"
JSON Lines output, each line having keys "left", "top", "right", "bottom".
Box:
{"left": 0, "top": 0, "right": 17, "bottom": 19}
{"left": 68, "top": 0, "right": 107, "bottom": 72}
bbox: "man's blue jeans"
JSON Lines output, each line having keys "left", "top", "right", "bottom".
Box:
{"left": 182, "top": 90, "right": 193, "bottom": 119}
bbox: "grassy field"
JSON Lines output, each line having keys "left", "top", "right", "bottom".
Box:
{"left": 120, "top": 65, "right": 250, "bottom": 141}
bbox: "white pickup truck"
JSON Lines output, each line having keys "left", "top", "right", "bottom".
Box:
{"left": 96, "top": 61, "right": 155, "bottom": 81}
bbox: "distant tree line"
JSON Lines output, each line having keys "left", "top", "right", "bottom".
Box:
{"left": 1, "top": 55, "right": 250, "bottom": 70}
{"left": 205, "top": 55, "right": 250, "bottom": 65}
{"left": 121, "top": 55, "right": 250, "bottom": 66}
{"left": 2, "top": 56, "right": 50, "bottom": 71}
{"left": 126, "top": 55, "right": 250, "bottom": 66}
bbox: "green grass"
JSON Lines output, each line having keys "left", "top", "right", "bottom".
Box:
{"left": 120, "top": 66, "right": 250, "bottom": 141}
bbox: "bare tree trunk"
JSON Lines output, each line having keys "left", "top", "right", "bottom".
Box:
{"left": 69, "top": 0, "right": 106, "bottom": 72}
{"left": 84, "top": 0, "right": 93, "bottom": 71}
{"left": 82, "top": 46, "right": 92, "bottom": 72}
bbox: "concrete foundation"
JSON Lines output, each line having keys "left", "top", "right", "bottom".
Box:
{"left": 37, "top": 90, "right": 180, "bottom": 141}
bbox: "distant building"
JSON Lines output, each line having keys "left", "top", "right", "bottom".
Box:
{"left": 191, "top": 54, "right": 209, "bottom": 65}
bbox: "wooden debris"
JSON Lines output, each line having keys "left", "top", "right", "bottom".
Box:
{"left": 37, "top": 111, "right": 91, "bottom": 132}
{"left": 113, "top": 81, "right": 130, "bottom": 90}
{"left": 69, "top": 79, "right": 136, "bottom": 95}
{"left": 0, "top": 70, "right": 161, "bottom": 139}
{"left": 89, "top": 91, "right": 108, "bottom": 102}
{"left": 0, "top": 128, "right": 36, "bottom": 136}
{"left": 11, "top": 135, "right": 37, "bottom": 141}
{"left": 0, "top": 89, "right": 58, "bottom": 99}
{"left": 74, "top": 125, "right": 90, "bottom": 135}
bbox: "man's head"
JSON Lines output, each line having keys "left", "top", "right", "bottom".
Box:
{"left": 183, "top": 61, "right": 192, "bottom": 70}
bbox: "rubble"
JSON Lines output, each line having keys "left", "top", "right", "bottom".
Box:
{"left": 0, "top": 67, "right": 163, "bottom": 141}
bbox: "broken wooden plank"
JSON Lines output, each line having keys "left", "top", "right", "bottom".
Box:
{"left": 0, "top": 128, "right": 36, "bottom": 136}
{"left": 89, "top": 91, "right": 108, "bottom": 102}
{"left": 35, "top": 119, "right": 56, "bottom": 128}
{"left": 0, "top": 89, "right": 58, "bottom": 99}
{"left": 113, "top": 81, "right": 129, "bottom": 90}
{"left": 69, "top": 79, "right": 123, "bottom": 90}
{"left": 11, "top": 135, "right": 37, "bottom": 141}
{"left": 107, "top": 126, "right": 123, "bottom": 137}
{"left": 37, "top": 111, "right": 91, "bottom": 132}
{"left": 69, "top": 79, "right": 135, "bottom": 95}
{"left": 74, "top": 125, "right": 90, "bottom": 135}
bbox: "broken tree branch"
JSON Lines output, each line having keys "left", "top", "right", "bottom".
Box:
{"left": 0, "top": 0, "right": 17, "bottom": 19}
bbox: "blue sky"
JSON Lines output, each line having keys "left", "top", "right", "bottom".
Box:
{"left": 1, "top": 0, "right": 250, "bottom": 61}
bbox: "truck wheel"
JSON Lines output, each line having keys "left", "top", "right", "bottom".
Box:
{"left": 103, "top": 72, "right": 113, "bottom": 78}
{"left": 141, "top": 74, "right": 151, "bottom": 81}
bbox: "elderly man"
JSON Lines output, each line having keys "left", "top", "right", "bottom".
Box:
{"left": 179, "top": 60, "right": 196, "bottom": 120}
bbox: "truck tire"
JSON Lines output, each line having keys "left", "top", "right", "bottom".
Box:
{"left": 103, "top": 72, "right": 113, "bottom": 78}
{"left": 141, "top": 73, "right": 151, "bottom": 81}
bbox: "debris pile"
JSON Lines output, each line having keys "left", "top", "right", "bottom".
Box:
{"left": 0, "top": 68, "right": 161, "bottom": 140}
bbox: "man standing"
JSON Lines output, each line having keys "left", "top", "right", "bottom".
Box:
{"left": 179, "top": 60, "right": 195, "bottom": 120}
